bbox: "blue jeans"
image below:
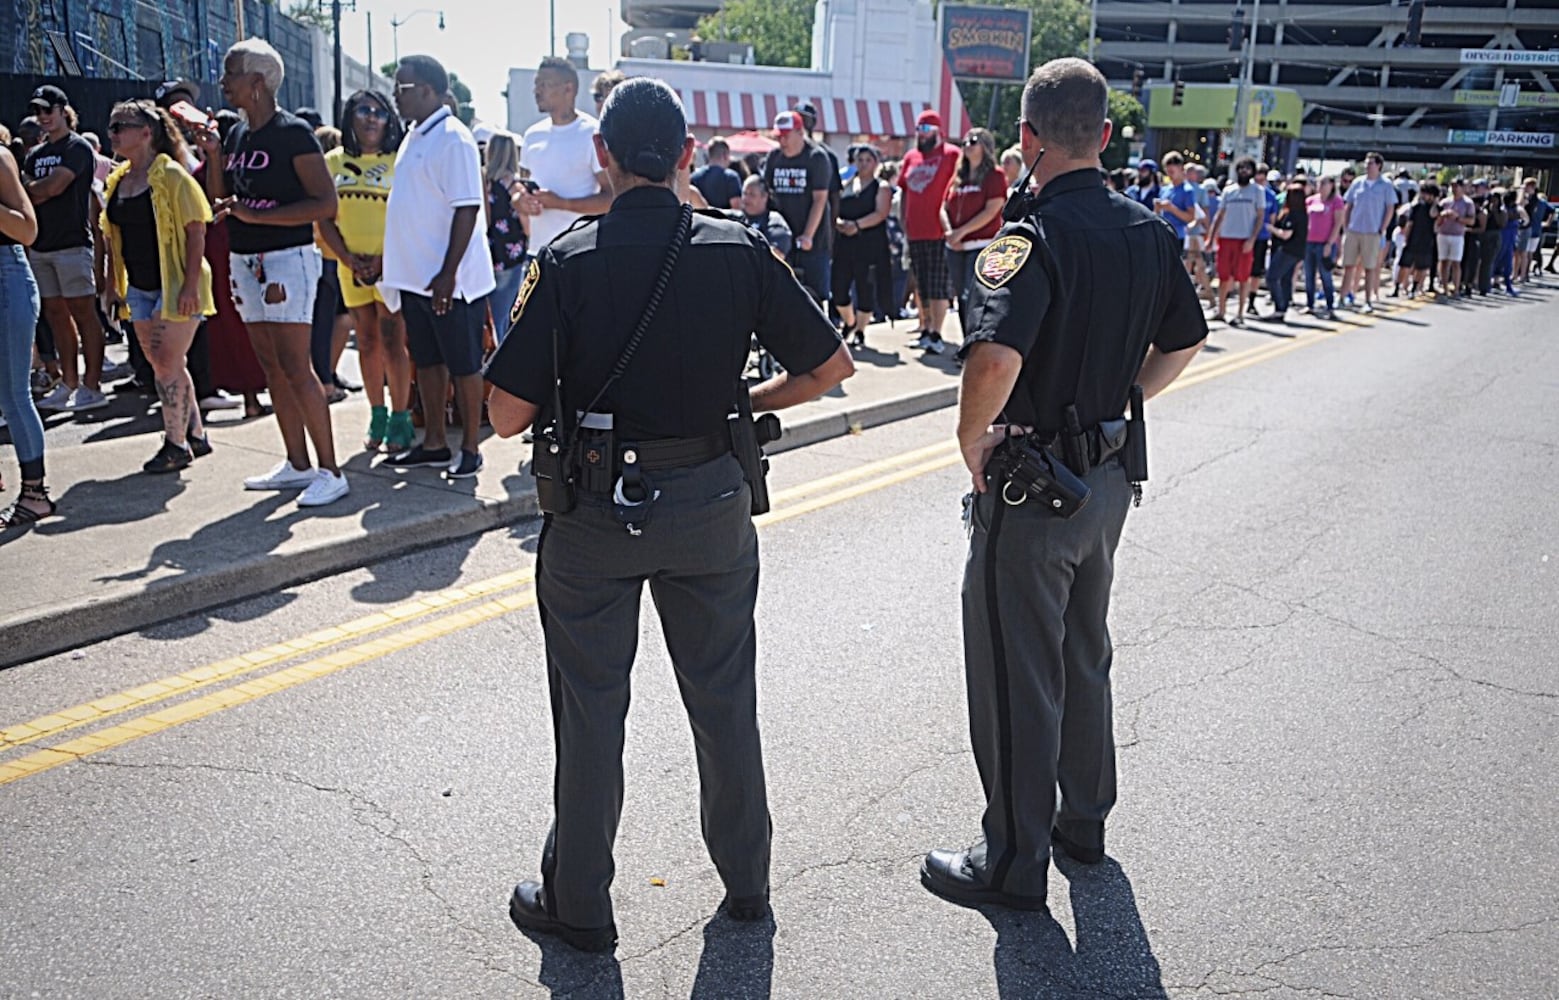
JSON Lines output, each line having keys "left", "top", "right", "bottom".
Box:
{"left": 1267, "top": 250, "right": 1301, "bottom": 313}
{"left": 1, "top": 245, "right": 46, "bottom": 480}
{"left": 1302, "top": 242, "right": 1335, "bottom": 311}
{"left": 490, "top": 261, "right": 527, "bottom": 344}
{"left": 947, "top": 248, "right": 979, "bottom": 339}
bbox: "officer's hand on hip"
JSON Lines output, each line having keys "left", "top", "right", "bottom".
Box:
{"left": 960, "top": 425, "right": 1019, "bottom": 495}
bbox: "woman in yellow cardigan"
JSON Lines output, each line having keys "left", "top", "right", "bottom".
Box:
{"left": 101, "top": 100, "right": 217, "bottom": 474}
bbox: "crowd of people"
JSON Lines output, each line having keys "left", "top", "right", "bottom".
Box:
{"left": 1108, "top": 151, "right": 1556, "bottom": 328}
{"left": 2, "top": 45, "right": 1556, "bottom": 531}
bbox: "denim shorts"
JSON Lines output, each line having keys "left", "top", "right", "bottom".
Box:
{"left": 126, "top": 286, "right": 162, "bottom": 322}
{"left": 229, "top": 244, "right": 321, "bottom": 325}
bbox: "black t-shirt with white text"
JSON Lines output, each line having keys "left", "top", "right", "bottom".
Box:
{"left": 24, "top": 133, "right": 96, "bottom": 253}
{"left": 223, "top": 109, "right": 323, "bottom": 254}
{"left": 763, "top": 145, "right": 834, "bottom": 253}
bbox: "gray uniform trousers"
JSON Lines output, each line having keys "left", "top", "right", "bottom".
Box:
{"left": 535, "top": 454, "right": 772, "bottom": 929}
{"left": 963, "top": 456, "right": 1133, "bottom": 898}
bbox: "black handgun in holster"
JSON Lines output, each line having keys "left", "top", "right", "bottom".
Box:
{"left": 731, "top": 379, "right": 782, "bottom": 515}
{"left": 1123, "top": 384, "right": 1148, "bottom": 506}
{"left": 997, "top": 428, "right": 1091, "bottom": 518}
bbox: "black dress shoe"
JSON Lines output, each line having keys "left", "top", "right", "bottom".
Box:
{"left": 721, "top": 891, "right": 771, "bottom": 922}
{"left": 1051, "top": 828, "right": 1105, "bottom": 865}
{"left": 919, "top": 849, "right": 1048, "bottom": 912}
{"left": 508, "top": 881, "right": 617, "bottom": 953}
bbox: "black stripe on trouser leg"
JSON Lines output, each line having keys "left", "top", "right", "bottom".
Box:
{"left": 535, "top": 516, "right": 562, "bottom": 919}
{"left": 982, "top": 495, "right": 1022, "bottom": 891}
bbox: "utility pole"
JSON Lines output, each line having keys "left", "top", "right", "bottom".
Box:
{"left": 366, "top": 11, "right": 373, "bottom": 81}
{"left": 1087, "top": 0, "right": 1097, "bottom": 62}
{"left": 332, "top": 0, "right": 344, "bottom": 127}
{"left": 1230, "top": 0, "right": 1262, "bottom": 161}
{"left": 550, "top": 0, "right": 557, "bottom": 56}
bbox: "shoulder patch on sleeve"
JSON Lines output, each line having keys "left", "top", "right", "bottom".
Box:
{"left": 509, "top": 257, "right": 542, "bottom": 325}
{"left": 975, "top": 234, "right": 1033, "bottom": 289}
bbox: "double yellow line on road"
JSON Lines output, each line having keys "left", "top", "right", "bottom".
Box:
{"left": 0, "top": 299, "right": 1426, "bottom": 788}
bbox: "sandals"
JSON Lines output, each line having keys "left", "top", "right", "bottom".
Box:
{"left": 1, "top": 483, "right": 56, "bottom": 529}
{"left": 364, "top": 405, "right": 389, "bottom": 451}
{"left": 385, "top": 410, "right": 415, "bottom": 454}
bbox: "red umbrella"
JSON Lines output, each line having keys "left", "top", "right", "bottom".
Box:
{"left": 722, "top": 130, "right": 778, "bottom": 155}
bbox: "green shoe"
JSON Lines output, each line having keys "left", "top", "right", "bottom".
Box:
{"left": 364, "top": 405, "right": 389, "bottom": 451}
{"left": 385, "top": 410, "right": 416, "bottom": 453}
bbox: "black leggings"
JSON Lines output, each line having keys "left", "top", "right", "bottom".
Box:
{"left": 831, "top": 236, "right": 892, "bottom": 318}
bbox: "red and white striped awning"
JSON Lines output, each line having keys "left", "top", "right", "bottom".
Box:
{"left": 673, "top": 89, "right": 926, "bottom": 137}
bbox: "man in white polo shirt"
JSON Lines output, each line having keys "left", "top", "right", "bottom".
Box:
{"left": 382, "top": 54, "right": 496, "bottom": 480}
{"left": 515, "top": 57, "right": 612, "bottom": 251}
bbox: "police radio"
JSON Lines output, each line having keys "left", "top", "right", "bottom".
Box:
{"left": 1001, "top": 147, "right": 1046, "bottom": 223}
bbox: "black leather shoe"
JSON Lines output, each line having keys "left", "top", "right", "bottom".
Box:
{"left": 919, "top": 849, "right": 1048, "bottom": 912}
{"left": 1051, "top": 828, "right": 1105, "bottom": 865}
{"left": 721, "top": 891, "right": 771, "bottom": 922}
{"left": 507, "top": 880, "right": 617, "bottom": 953}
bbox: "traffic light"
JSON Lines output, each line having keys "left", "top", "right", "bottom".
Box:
{"left": 1228, "top": 8, "right": 1246, "bottom": 52}
{"left": 1172, "top": 76, "right": 1186, "bottom": 107}
{"left": 1404, "top": 0, "right": 1425, "bottom": 47}
{"left": 1131, "top": 67, "right": 1144, "bottom": 99}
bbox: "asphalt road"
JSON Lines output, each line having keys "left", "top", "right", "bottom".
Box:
{"left": 3, "top": 286, "right": 1558, "bottom": 999}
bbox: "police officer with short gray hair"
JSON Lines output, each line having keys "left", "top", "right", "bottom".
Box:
{"left": 920, "top": 58, "right": 1206, "bottom": 911}
{"left": 485, "top": 77, "right": 854, "bottom": 952}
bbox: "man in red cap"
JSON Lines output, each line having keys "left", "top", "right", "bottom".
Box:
{"left": 761, "top": 110, "right": 834, "bottom": 305}
{"left": 897, "top": 110, "right": 961, "bottom": 354}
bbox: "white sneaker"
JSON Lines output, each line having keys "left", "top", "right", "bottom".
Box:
{"left": 297, "top": 469, "right": 349, "bottom": 507}
{"left": 199, "top": 390, "right": 242, "bottom": 411}
{"left": 64, "top": 386, "right": 109, "bottom": 411}
{"left": 101, "top": 360, "right": 131, "bottom": 381}
{"left": 35, "top": 383, "right": 71, "bottom": 411}
{"left": 244, "top": 460, "right": 317, "bottom": 491}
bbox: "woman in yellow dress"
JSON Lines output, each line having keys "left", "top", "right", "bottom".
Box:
{"left": 316, "top": 89, "right": 413, "bottom": 452}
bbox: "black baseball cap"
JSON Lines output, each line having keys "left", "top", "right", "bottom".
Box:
{"left": 794, "top": 101, "right": 818, "bottom": 131}
{"left": 599, "top": 78, "right": 686, "bottom": 182}
{"left": 154, "top": 79, "right": 198, "bottom": 107}
{"left": 28, "top": 85, "right": 69, "bottom": 110}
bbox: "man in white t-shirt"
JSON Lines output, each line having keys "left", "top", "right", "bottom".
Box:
{"left": 516, "top": 57, "right": 612, "bottom": 251}
{"left": 382, "top": 54, "right": 497, "bottom": 481}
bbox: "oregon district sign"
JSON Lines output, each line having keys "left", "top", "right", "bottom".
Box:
{"left": 1447, "top": 130, "right": 1556, "bottom": 148}
{"left": 1460, "top": 49, "right": 1559, "bottom": 68}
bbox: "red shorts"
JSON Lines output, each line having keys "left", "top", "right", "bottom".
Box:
{"left": 1217, "top": 238, "right": 1254, "bottom": 283}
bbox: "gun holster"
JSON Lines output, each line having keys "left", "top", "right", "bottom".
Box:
{"left": 731, "top": 381, "right": 781, "bottom": 516}
{"left": 998, "top": 432, "right": 1091, "bottom": 518}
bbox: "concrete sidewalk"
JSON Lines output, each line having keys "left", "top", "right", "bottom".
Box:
{"left": 0, "top": 321, "right": 963, "bottom": 667}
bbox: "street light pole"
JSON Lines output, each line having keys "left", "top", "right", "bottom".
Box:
{"left": 1230, "top": 0, "right": 1262, "bottom": 161}
{"left": 1088, "top": 0, "right": 1098, "bottom": 62}
{"left": 391, "top": 9, "right": 445, "bottom": 66}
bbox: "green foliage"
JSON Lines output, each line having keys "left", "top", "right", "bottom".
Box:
{"left": 449, "top": 71, "right": 474, "bottom": 126}
{"left": 380, "top": 62, "right": 398, "bottom": 80}
{"left": 696, "top": 0, "right": 815, "bottom": 69}
{"left": 282, "top": 1, "right": 334, "bottom": 31}
{"left": 1102, "top": 90, "right": 1146, "bottom": 169}
{"left": 952, "top": 0, "right": 1091, "bottom": 149}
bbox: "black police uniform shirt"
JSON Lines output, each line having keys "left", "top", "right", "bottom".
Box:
{"left": 222, "top": 109, "right": 324, "bottom": 255}
{"left": 23, "top": 133, "right": 96, "bottom": 253}
{"left": 960, "top": 168, "right": 1207, "bottom": 435}
{"left": 762, "top": 144, "right": 835, "bottom": 253}
{"left": 486, "top": 185, "right": 840, "bottom": 442}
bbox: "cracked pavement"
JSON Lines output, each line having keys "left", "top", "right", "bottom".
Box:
{"left": 2, "top": 288, "right": 1558, "bottom": 997}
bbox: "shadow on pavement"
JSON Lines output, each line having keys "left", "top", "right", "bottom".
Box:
{"left": 529, "top": 930, "right": 625, "bottom": 999}
{"left": 690, "top": 915, "right": 775, "bottom": 1000}
{"left": 987, "top": 858, "right": 1165, "bottom": 999}
{"left": 33, "top": 468, "right": 188, "bottom": 534}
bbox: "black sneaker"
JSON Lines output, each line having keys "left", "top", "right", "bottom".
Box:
{"left": 143, "top": 440, "right": 192, "bottom": 474}
{"left": 189, "top": 434, "right": 212, "bottom": 458}
{"left": 383, "top": 445, "right": 453, "bottom": 469}
{"left": 442, "top": 450, "right": 484, "bottom": 480}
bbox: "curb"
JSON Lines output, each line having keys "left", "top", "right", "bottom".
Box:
{"left": 2, "top": 383, "right": 957, "bottom": 669}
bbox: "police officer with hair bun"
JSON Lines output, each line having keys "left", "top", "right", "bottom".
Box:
{"left": 485, "top": 76, "right": 854, "bottom": 953}
{"left": 919, "top": 58, "right": 1207, "bottom": 912}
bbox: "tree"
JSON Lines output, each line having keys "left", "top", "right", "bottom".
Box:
{"left": 696, "top": 0, "right": 815, "bottom": 69}
{"left": 449, "top": 71, "right": 474, "bottom": 126}
{"left": 1102, "top": 90, "right": 1146, "bottom": 169}
{"left": 282, "top": 1, "right": 333, "bottom": 31}
{"left": 953, "top": 0, "right": 1091, "bottom": 149}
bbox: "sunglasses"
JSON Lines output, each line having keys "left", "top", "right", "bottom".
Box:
{"left": 962, "top": 136, "right": 982, "bottom": 147}
{"left": 108, "top": 121, "right": 148, "bottom": 133}
{"left": 353, "top": 105, "right": 390, "bottom": 121}
{"left": 395, "top": 82, "right": 421, "bottom": 94}
{"left": 916, "top": 124, "right": 938, "bottom": 134}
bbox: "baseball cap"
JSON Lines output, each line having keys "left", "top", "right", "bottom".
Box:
{"left": 916, "top": 109, "right": 942, "bottom": 131}
{"left": 28, "top": 85, "right": 69, "bottom": 110}
{"left": 1266, "top": 169, "right": 1283, "bottom": 183}
{"left": 774, "top": 111, "right": 802, "bottom": 133}
{"left": 794, "top": 101, "right": 818, "bottom": 129}
{"left": 599, "top": 77, "right": 687, "bottom": 182}
{"left": 1202, "top": 178, "right": 1220, "bottom": 192}
{"left": 1138, "top": 158, "right": 1158, "bottom": 172}
{"left": 154, "top": 79, "right": 198, "bottom": 108}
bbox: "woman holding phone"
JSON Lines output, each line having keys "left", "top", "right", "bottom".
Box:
{"left": 316, "top": 89, "right": 413, "bottom": 452}
{"left": 100, "top": 100, "right": 217, "bottom": 473}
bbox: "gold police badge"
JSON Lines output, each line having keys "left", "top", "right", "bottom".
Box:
{"left": 975, "top": 235, "right": 1032, "bottom": 289}
{"left": 509, "top": 258, "right": 542, "bottom": 325}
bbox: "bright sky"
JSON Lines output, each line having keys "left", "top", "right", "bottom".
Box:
{"left": 343, "top": 0, "right": 629, "bottom": 123}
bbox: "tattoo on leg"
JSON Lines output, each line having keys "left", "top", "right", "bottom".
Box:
{"left": 156, "top": 373, "right": 190, "bottom": 447}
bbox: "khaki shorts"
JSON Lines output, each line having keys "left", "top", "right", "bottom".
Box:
{"left": 1341, "top": 231, "right": 1383, "bottom": 269}
{"left": 26, "top": 245, "right": 96, "bottom": 299}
